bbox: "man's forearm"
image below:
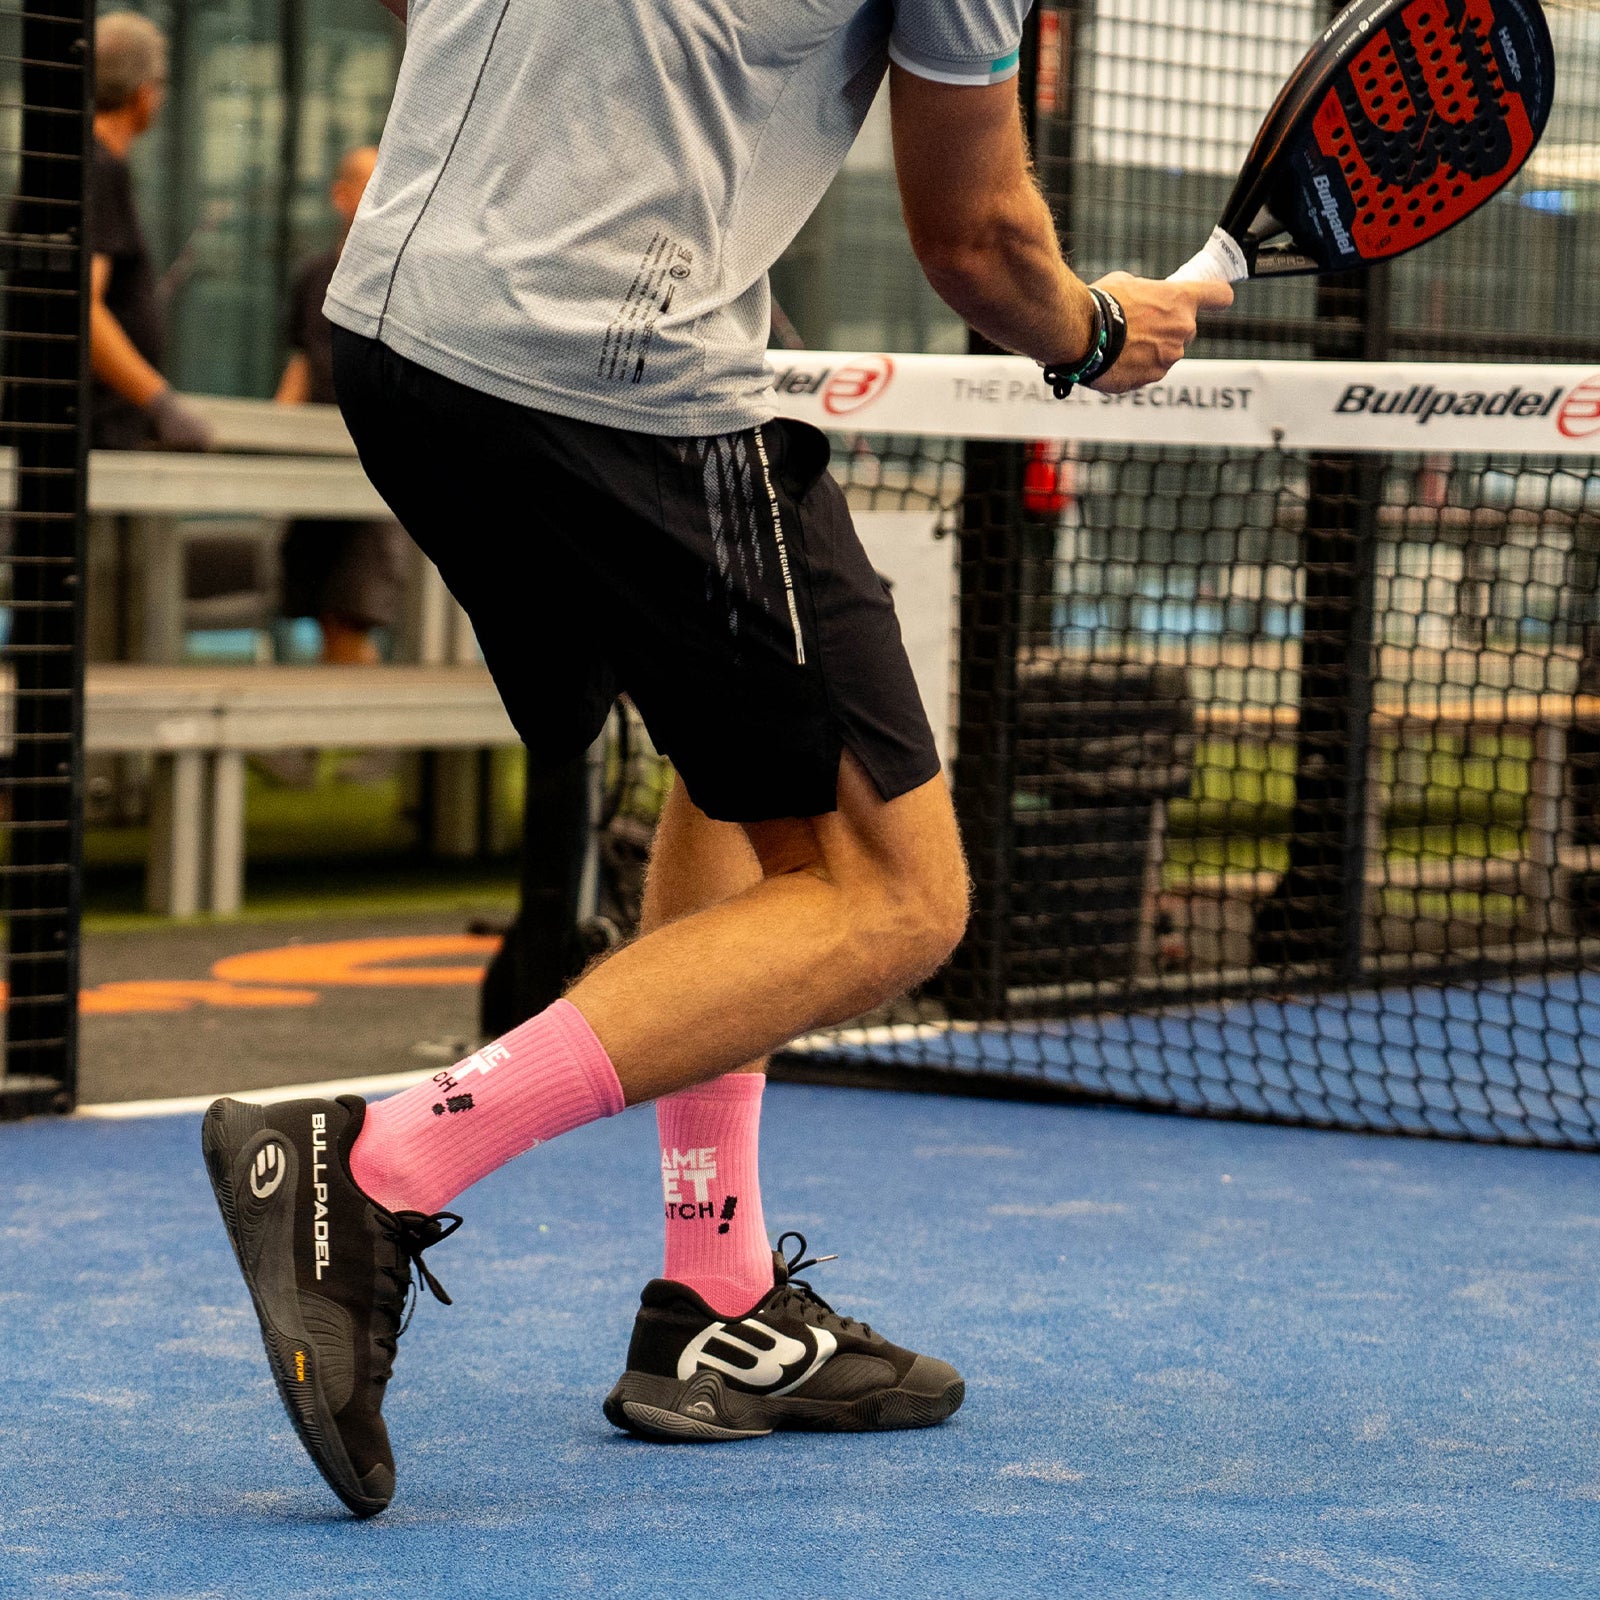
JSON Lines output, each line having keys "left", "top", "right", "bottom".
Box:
{"left": 89, "top": 300, "right": 165, "bottom": 408}
{"left": 914, "top": 177, "right": 1095, "bottom": 367}
{"left": 276, "top": 352, "right": 312, "bottom": 406}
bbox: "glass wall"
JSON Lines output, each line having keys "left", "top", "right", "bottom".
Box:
{"left": 106, "top": 0, "right": 400, "bottom": 398}
{"left": 111, "top": 0, "right": 945, "bottom": 389}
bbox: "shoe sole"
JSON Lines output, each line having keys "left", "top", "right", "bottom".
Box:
{"left": 601, "top": 1366, "right": 966, "bottom": 1443}
{"left": 202, "top": 1097, "right": 389, "bottom": 1518}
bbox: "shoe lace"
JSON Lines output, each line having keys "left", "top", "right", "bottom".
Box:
{"left": 773, "top": 1230, "right": 874, "bottom": 1338}
{"left": 372, "top": 1208, "right": 462, "bottom": 1378}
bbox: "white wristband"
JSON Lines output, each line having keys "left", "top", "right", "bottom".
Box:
{"left": 1169, "top": 227, "right": 1249, "bottom": 284}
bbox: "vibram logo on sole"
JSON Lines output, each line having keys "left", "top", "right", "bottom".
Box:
{"left": 295, "top": 1349, "right": 306, "bottom": 1382}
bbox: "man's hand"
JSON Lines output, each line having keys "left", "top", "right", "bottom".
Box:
{"left": 1086, "top": 272, "right": 1234, "bottom": 394}
{"left": 144, "top": 386, "right": 213, "bottom": 452}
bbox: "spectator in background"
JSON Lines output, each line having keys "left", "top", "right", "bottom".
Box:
{"left": 275, "top": 147, "right": 405, "bottom": 665}
{"left": 88, "top": 12, "right": 211, "bottom": 452}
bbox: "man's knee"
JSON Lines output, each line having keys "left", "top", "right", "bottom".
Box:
{"left": 844, "top": 835, "right": 969, "bottom": 994}
{"left": 898, "top": 852, "right": 970, "bottom": 977}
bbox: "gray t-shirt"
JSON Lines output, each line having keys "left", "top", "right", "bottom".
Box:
{"left": 325, "top": 0, "right": 1030, "bottom": 436}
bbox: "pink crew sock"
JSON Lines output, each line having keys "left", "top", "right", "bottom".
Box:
{"left": 657, "top": 1072, "right": 773, "bottom": 1316}
{"left": 350, "top": 999, "right": 625, "bottom": 1216}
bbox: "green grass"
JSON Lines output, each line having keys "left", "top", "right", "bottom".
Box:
{"left": 79, "top": 730, "right": 1549, "bottom": 926}
{"left": 84, "top": 752, "right": 524, "bottom": 929}
{"left": 1170, "top": 734, "right": 1536, "bottom": 843}
{"left": 82, "top": 858, "right": 521, "bottom": 933}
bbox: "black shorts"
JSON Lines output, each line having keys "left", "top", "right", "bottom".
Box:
{"left": 331, "top": 327, "right": 940, "bottom": 823}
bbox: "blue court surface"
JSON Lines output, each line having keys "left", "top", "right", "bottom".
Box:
{"left": 4, "top": 1082, "right": 1599, "bottom": 1598}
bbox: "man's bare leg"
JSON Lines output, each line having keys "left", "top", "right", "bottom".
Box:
{"left": 637, "top": 775, "right": 767, "bottom": 1076}
{"left": 340, "top": 751, "right": 965, "bottom": 1218}
{"left": 569, "top": 753, "right": 967, "bottom": 1103}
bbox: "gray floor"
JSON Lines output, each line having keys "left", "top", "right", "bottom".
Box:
{"left": 78, "top": 911, "right": 500, "bottom": 1103}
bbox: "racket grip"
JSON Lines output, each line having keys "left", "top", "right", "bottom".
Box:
{"left": 1169, "top": 227, "right": 1248, "bottom": 284}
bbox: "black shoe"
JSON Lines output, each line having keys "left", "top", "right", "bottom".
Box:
{"left": 201, "top": 1093, "right": 460, "bottom": 1517}
{"left": 603, "top": 1232, "right": 964, "bottom": 1441}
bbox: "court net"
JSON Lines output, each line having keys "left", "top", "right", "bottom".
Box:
{"left": 766, "top": 350, "right": 1600, "bottom": 1151}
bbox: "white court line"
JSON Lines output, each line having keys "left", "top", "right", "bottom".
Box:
{"left": 77, "top": 1067, "right": 436, "bottom": 1120}
{"left": 75, "top": 1021, "right": 977, "bottom": 1119}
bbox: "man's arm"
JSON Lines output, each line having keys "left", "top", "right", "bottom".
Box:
{"left": 889, "top": 64, "right": 1231, "bottom": 392}
{"left": 90, "top": 253, "right": 212, "bottom": 449}
{"left": 374, "top": 0, "right": 404, "bottom": 19}
{"left": 90, "top": 253, "right": 165, "bottom": 408}
{"left": 276, "top": 351, "right": 312, "bottom": 406}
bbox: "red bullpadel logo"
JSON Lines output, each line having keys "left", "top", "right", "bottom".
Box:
{"left": 771, "top": 356, "right": 895, "bottom": 416}
{"left": 822, "top": 356, "right": 894, "bottom": 417}
{"left": 1557, "top": 375, "right": 1600, "bottom": 441}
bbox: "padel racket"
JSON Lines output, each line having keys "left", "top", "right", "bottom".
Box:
{"left": 1171, "top": 0, "right": 1554, "bottom": 283}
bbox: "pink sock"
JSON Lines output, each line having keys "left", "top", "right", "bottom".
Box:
{"left": 657, "top": 1072, "right": 773, "bottom": 1315}
{"left": 350, "top": 999, "right": 625, "bottom": 1215}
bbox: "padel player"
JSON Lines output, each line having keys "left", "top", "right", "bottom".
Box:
{"left": 203, "top": 0, "right": 1231, "bottom": 1515}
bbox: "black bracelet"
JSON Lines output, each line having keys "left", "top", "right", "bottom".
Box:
{"left": 1042, "top": 287, "right": 1128, "bottom": 399}
{"left": 1090, "top": 286, "right": 1127, "bottom": 377}
{"left": 1041, "top": 293, "right": 1104, "bottom": 399}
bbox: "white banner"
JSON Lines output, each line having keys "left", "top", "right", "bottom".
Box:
{"left": 768, "top": 353, "right": 1600, "bottom": 456}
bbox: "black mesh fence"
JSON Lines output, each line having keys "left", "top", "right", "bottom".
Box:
{"left": 0, "top": 0, "right": 90, "bottom": 1119}
{"left": 777, "top": 425, "right": 1600, "bottom": 1151}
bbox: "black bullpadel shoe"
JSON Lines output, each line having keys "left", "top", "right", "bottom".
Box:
{"left": 201, "top": 1093, "right": 460, "bottom": 1517}
{"left": 603, "top": 1232, "right": 964, "bottom": 1442}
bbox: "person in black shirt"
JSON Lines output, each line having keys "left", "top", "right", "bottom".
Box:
{"left": 88, "top": 12, "right": 210, "bottom": 452}
{"left": 276, "top": 146, "right": 404, "bottom": 663}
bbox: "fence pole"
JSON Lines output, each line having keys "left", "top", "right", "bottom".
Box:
{"left": 1, "top": 0, "right": 91, "bottom": 1117}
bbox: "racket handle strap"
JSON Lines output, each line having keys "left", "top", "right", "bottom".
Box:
{"left": 1169, "top": 227, "right": 1248, "bottom": 285}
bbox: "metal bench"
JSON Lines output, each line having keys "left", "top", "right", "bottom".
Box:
{"left": 84, "top": 663, "right": 518, "bottom": 916}
{"left": 5, "top": 398, "right": 505, "bottom": 916}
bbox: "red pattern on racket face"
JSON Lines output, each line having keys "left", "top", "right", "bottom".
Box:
{"left": 1304, "top": 0, "right": 1541, "bottom": 262}
{"left": 1224, "top": 0, "right": 1555, "bottom": 277}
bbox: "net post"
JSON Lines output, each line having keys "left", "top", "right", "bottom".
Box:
{"left": 942, "top": 434, "right": 1026, "bottom": 1019}
{"left": 1251, "top": 260, "right": 1386, "bottom": 985}
{"left": 1, "top": 0, "right": 92, "bottom": 1119}
{"left": 935, "top": 20, "right": 1046, "bottom": 1021}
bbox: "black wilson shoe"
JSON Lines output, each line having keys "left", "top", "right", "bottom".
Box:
{"left": 603, "top": 1232, "right": 964, "bottom": 1441}
{"left": 201, "top": 1093, "right": 459, "bottom": 1517}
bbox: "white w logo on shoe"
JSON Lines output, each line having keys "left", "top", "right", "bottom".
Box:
{"left": 677, "top": 1317, "right": 837, "bottom": 1394}
{"left": 249, "top": 1142, "right": 287, "bottom": 1199}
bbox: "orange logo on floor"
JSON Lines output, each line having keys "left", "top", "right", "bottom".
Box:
{"left": 0, "top": 934, "right": 501, "bottom": 1016}
{"left": 214, "top": 936, "right": 499, "bottom": 988}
